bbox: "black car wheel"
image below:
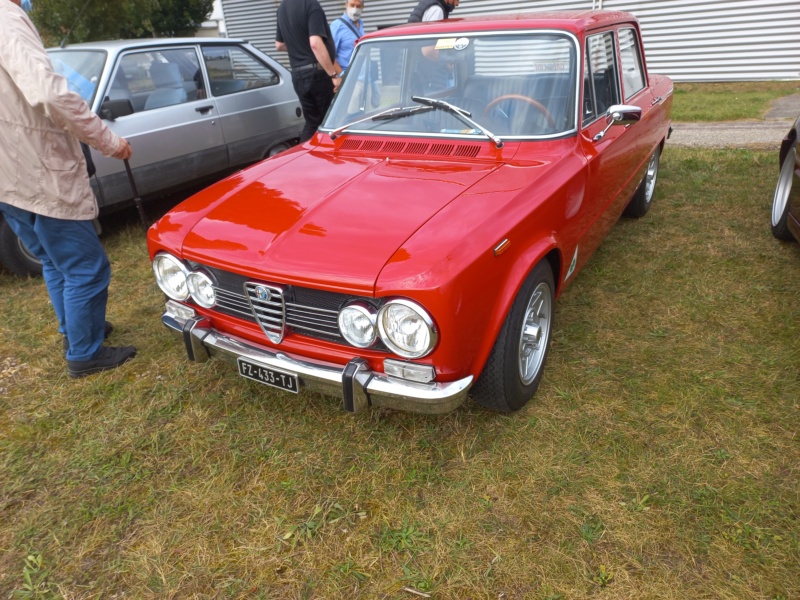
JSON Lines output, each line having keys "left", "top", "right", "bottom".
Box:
{"left": 624, "top": 146, "right": 661, "bottom": 218}
{"left": 771, "top": 145, "right": 796, "bottom": 241}
{"left": 0, "top": 219, "right": 42, "bottom": 277}
{"left": 472, "top": 260, "right": 555, "bottom": 413}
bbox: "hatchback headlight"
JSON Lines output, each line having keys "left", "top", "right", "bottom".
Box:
{"left": 187, "top": 270, "right": 216, "bottom": 308}
{"left": 153, "top": 253, "right": 189, "bottom": 301}
{"left": 338, "top": 302, "right": 377, "bottom": 348}
{"left": 377, "top": 299, "right": 437, "bottom": 358}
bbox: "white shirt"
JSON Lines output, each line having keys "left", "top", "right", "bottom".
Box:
{"left": 422, "top": 6, "right": 445, "bottom": 21}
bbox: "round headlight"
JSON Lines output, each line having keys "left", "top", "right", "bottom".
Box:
{"left": 187, "top": 270, "right": 216, "bottom": 308}
{"left": 153, "top": 253, "right": 189, "bottom": 301}
{"left": 338, "top": 302, "right": 377, "bottom": 348}
{"left": 377, "top": 299, "right": 437, "bottom": 358}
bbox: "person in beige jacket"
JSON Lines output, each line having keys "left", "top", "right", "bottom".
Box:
{"left": 0, "top": 0, "right": 137, "bottom": 377}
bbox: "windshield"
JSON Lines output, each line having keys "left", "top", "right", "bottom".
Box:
{"left": 322, "top": 32, "right": 578, "bottom": 140}
{"left": 47, "top": 49, "right": 106, "bottom": 105}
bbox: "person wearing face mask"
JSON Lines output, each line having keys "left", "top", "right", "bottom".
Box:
{"left": 0, "top": 0, "right": 137, "bottom": 378}
{"left": 330, "top": 0, "right": 365, "bottom": 74}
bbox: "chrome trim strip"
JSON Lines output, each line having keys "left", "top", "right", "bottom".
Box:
{"left": 162, "top": 309, "right": 472, "bottom": 415}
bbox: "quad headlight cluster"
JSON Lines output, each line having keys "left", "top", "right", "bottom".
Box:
{"left": 154, "top": 253, "right": 436, "bottom": 358}
{"left": 339, "top": 298, "right": 437, "bottom": 359}
{"left": 153, "top": 253, "right": 216, "bottom": 308}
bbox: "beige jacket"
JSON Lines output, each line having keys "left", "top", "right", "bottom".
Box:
{"left": 0, "top": 2, "right": 124, "bottom": 220}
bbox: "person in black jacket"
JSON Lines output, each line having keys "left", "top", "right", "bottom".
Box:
{"left": 408, "top": 0, "right": 458, "bottom": 23}
{"left": 276, "top": 0, "right": 343, "bottom": 142}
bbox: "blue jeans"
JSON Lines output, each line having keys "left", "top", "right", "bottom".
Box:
{"left": 0, "top": 203, "right": 110, "bottom": 361}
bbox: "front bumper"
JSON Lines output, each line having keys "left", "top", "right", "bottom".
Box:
{"left": 162, "top": 302, "right": 472, "bottom": 414}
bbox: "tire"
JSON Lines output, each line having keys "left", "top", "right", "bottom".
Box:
{"left": 624, "top": 146, "right": 661, "bottom": 218}
{"left": 771, "top": 145, "right": 796, "bottom": 241}
{"left": 0, "top": 218, "right": 42, "bottom": 277}
{"left": 471, "top": 260, "right": 555, "bottom": 413}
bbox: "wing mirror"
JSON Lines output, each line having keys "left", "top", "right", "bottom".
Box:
{"left": 100, "top": 99, "right": 134, "bottom": 121}
{"left": 593, "top": 104, "right": 642, "bottom": 142}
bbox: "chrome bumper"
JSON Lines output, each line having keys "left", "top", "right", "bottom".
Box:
{"left": 162, "top": 304, "right": 472, "bottom": 414}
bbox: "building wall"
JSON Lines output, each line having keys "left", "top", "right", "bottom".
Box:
{"left": 220, "top": 0, "right": 800, "bottom": 82}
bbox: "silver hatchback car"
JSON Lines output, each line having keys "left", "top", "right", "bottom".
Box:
{"left": 0, "top": 38, "right": 303, "bottom": 276}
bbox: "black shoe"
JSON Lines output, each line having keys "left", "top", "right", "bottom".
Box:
{"left": 67, "top": 345, "right": 137, "bottom": 378}
{"left": 63, "top": 321, "right": 114, "bottom": 354}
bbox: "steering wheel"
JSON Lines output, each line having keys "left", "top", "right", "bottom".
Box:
{"left": 484, "top": 94, "right": 556, "bottom": 130}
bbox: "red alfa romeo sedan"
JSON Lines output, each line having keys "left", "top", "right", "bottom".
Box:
{"left": 147, "top": 11, "right": 673, "bottom": 414}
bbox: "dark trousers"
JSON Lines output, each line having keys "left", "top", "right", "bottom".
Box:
{"left": 292, "top": 70, "right": 335, "bottom": 143}
{"left": 0, "top": 203, "right": 110, "bottom": 362}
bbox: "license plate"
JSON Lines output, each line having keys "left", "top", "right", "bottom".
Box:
{"left": 237, "top": 358, "right": 299, "bottom": 393}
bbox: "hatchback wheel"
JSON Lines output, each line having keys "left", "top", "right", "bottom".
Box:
{"left": 0, "top": 219, "right": 42, "bottom": 277}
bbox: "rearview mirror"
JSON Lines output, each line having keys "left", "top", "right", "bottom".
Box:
{"left": 593, "top": 104, "right": 642, "bottom": 141}
{"left": 100, "top": 99, "right": 134, "bottom": 121}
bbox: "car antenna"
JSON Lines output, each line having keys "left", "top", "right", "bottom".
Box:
{"left": 59, "top": 0, "right": 93, "bottom": 48}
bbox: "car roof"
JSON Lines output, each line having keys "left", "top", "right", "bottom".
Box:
{"left": 48, "top": 37, "right": 246, "bottom": 52}
{"left": 365, "top": 10, "right": 636, "bottom": 40}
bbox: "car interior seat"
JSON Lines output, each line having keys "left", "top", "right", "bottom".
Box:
{"left": 144, "top": 62, "right": 188, "bottom": 110}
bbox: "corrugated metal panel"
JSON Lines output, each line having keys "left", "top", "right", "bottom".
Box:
{"left": 604, "top": 0, "right": 800, "bottom": 81}
{"left": 221, "top": 0, "right": 800, "bottom": 81}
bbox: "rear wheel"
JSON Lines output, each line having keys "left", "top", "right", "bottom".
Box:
{"left": 0, "top": 219, "right": 42, "bottom": 277}
{"left": 471, "top": 260, "right": 555, "bottom": 413}
{"left": 624, "top": 146, "right": 660, "bottom": 218}
{"left": 771, "top": 145, "right": 796, "bottom": 241}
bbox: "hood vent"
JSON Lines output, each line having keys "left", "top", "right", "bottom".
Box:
{"left": 337, "top": 138, "right": 482, "bottom": 158}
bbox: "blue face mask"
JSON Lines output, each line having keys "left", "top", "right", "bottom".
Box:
{"left": 21, "top": 0, "right": 32, "bottom": 12}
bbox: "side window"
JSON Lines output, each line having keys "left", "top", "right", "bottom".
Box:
{"left": 583, "top": 32, "right": 620, "bottom": 125}
{"left": 113, "top": 48, "right": 202, "bottom": 113}
{"left": 202, "top": 46, "right": 279, "bottom": 97}
{"left": 619, "top": 28, "right": 645, "bottom": 100}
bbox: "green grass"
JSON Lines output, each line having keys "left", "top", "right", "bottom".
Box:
{"left": 672, "top": 81, "right": 800, "bottom": 122}
{"left": 1, "top": 147, "right": 799, "bottom": 598}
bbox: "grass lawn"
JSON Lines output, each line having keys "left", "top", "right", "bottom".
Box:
{"left": 1, "top": 144, "right": 799, "bottom": 598}
{"left": 672, "top": 81, "right": 800, "bottom": 122}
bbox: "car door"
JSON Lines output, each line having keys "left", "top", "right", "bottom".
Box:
{"left": 199, "top": 43, "right": 303, "bottom": 166}
{"left": 91, "top": 45, "right": 227, "bottom": 208}
{"left": 578, "top": 29, "right": 642, "bottom": 260}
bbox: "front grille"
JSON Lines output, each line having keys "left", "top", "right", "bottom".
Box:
{"left": 190, "top": 263, "right": 383, "bottom": 347}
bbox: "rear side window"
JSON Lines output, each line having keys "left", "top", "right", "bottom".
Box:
{"left": 619, "top": 28, "right": 645, "bottom": 100}
{"left": 202, "top": 46, "right": 279, "bottom": 97}
{"left": 583, "top": 31, "right": 620, "bottom": 124}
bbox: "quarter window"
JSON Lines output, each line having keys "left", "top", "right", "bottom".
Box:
{"left": 202, "top": 46, "right": 279, "bottom": 97}
{"left": 619, "top": 28, "right": 645, "bottom": 100}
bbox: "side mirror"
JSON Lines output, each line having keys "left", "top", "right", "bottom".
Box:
{"left": 100, "top": 99, "right": 134, "bottom": 121}
{"left": 593, "top": 104, "right": 642, "bottom": 141}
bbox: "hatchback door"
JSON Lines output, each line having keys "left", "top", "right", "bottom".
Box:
{"left": 199, "top": 43, "right": 303, "bottom": 167}
{"left": 92, "top": 45, "right": 227, "bottom": 208}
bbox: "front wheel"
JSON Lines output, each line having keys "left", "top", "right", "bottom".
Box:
{"left": 624, "top": 146, "right": 661, "bottom": 218}
{"left": 471, "top": 260, "right": 555, "bottom": 413}
{"left": 0, "top": 219, "right": 42, "bottom": 277}
{"left": 771, "top": 145, "right": 796, "bottom": 241}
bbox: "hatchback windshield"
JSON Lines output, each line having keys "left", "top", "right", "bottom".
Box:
{"left": 322, "top": 32, "right": 578, "bottom": 140}
{"left": 47, "top": 49, "right": 106, "bottom": 105}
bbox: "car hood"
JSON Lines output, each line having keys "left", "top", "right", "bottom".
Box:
{"left": 181, "top": 149, "right": 502, "bottom": 294}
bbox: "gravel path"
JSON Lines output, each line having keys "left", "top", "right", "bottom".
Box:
{"left": 666, "top": 92, "right": 799, "bottom": 149}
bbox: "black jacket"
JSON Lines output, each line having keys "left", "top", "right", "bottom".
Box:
{"left": 407, "top": 0, "right": 453, "bottom": 23}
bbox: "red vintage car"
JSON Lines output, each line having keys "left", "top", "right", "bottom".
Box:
{"left": 148, "top": 11, "right": 673, "bottom": 414}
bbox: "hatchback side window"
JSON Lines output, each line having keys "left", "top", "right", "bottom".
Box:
{"left": 619, "top": 28, "right": 645, "bottom": 100}
{"left": 583, "top": 32, "right": 620, "bottom": 125}
{"left": 202, "top": 46, "right": 279, "bottom": 97}
{"left": 112, "top": 48, "right": 203, "bottom": 113}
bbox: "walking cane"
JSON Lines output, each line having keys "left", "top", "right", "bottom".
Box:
{"left": 123, "top": 158, "right": 148, "bottom": 230}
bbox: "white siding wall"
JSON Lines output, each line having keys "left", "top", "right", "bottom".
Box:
{"left": 220, "top": 0, "right": 800, "bottom": 82}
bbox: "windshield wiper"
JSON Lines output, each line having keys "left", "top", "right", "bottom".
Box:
{"left": 411, "top": 95, "right": 504, "bottom": 149}
{"left": 329, "top": 105, "right": 431, "bottom": 140}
